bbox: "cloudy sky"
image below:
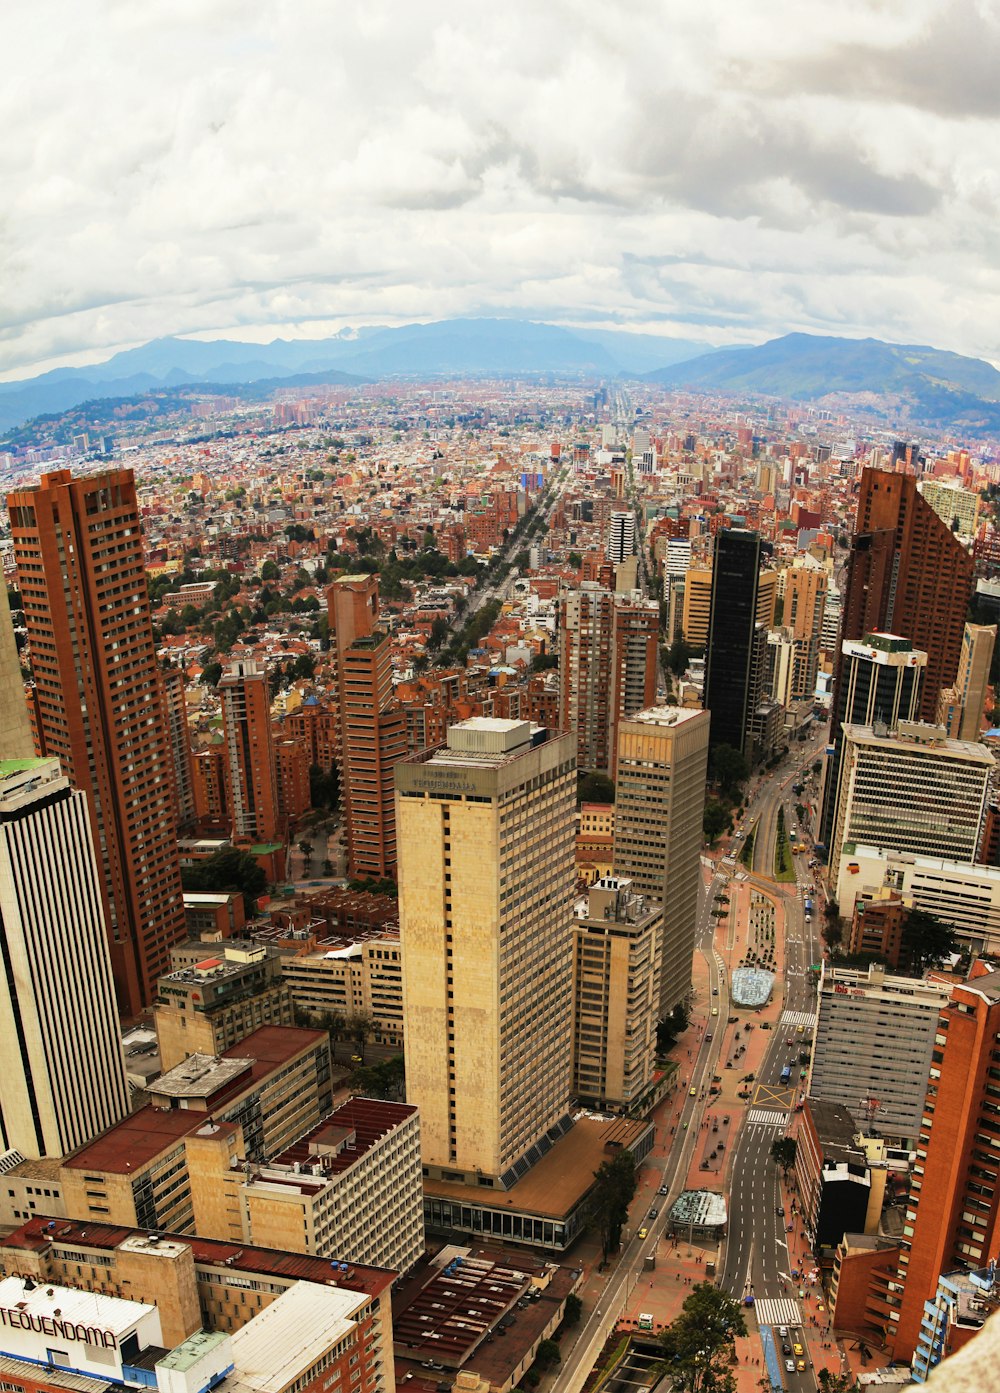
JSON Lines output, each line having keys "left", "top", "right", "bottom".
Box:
{"left": 3, "top": 0, "right": 999, "bottom": 379}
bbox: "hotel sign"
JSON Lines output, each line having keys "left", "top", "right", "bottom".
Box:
{"left": 0, "top": 1304, "right": 119, "bottom": 1349}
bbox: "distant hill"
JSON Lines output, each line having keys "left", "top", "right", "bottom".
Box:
{"left": 646, "top": 332, "right": 1000, "bottom": 435}
{"left": 0, "top": 319, "right": 710, "bottom": 437}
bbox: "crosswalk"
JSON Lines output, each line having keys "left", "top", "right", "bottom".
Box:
{"left": 780, "top": 1009, "right": 816, "bottom": 1028}
{"left": 747, "top": 1109, "right": 789, "bottom": 1128}
{"left": 756, "top": 1297, "right": 802, "bottom": 1327}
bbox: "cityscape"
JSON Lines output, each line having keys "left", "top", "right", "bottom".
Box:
{"left": 4, "top": 5, "right": 1000, "bottom": 1393}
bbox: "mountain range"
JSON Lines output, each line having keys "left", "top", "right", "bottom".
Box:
{"left": 3, "top": 321, "right": 1000, "bottom": 442}
{"left": 0, "top": 320, "right": 707, "bottom": 436}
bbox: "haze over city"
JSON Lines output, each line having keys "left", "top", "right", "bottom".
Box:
{"left": 4, "top": 0, "right": 1000, "bottom": 379}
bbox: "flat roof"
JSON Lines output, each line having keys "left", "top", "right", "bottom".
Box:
{"left": 150, "top": 1055, "right": 253, "bottom": 1099}
{"left": 624, "top": 705, "right": 707, "bottom": 728}
{"left": 424, "top": 1116, "right": 651, "bottom": 1220}
{"left": 229, "top": 1282, "right": 360, "bottom": 1392}
{"left": 269, "top": 1098, "right": 417, "bottom": 1179}
{"left": 668, "top": 1191, "right": 728, "bottom": 1228}
{"left": 0, "top": 1274, "right": 154, "bottom": 1336}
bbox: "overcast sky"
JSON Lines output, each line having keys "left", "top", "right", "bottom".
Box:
{"left": 3, "top": 0, "right": 999, "bottom": 379}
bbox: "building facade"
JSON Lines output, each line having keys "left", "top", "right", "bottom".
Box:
{"left": 704, "top": 528, "right": 763, "bottom": 758}
{"left": 218, "top": 659, "right": 283, "bottom": 843}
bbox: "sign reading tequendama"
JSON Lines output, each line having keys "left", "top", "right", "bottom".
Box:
{"left": 0, "top": 1303, "right": 118, "bottom": 1349}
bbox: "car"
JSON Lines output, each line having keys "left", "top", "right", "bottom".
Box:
{"left": 705, "top": 1031, "right": 713, "bottom": 1041}
{"left": 784, "top": 1359, "right": 795, "bottom": 1374}
{"left": 638, "top": 1226, "right": 648, "bottom": 1239}
{"left": 781, "top": 1342, "right": 792, "bottom": 1355}
{"left": 777, "top": 1326, "right": 788, "bottom": 1338}
{"left": 690, "top": 1086, "right": 697, "bottom": 1096}
{"left": 712, "top": 987, "right": 718, "bottom": 995}
{"left": 728, "top": 1015, "right": 738, "bottom": 1024}
{"left": 648, "top": 1208, "right": 659, "bottom": 1219}
{"left": 797, "top": 1024, "right": 805, "bottom": 1034}
{"left": 712, "top": 1007, "right": 718, "bottom": 1016}
{"left": 796, "top": 1360, "right": 807, "bottom": 1372}
{"left": 658, "top": 1185, "right": 669, "bottom": 1195}
{"left": 786, "top": 1037, "right": 795, "bottom": 1045}
{"left": 792, "top": 1342, "right": 804, "bottom": 1356}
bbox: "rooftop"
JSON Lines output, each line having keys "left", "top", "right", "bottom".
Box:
{"left": 668, "top": 1190, "right": 728, "bottom": 1229}
{"left": 262, "top": 1098, "right": 417, "bottom": 1183}
{"left": 149, "top": 1054, "right": 254, "bottom": 1100}
{"left": 0, "top": 1274, "right": 155, "bottom": 1337}
{"left": 623, "top": 705, "right": 707, "bottom": 728}
{"left": 228, "top": 1281, "right": 361, "bottom": 1393}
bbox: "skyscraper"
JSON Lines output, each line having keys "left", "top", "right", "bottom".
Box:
{"left": 7, "top": 468, "right": 186, "bottom": 1015}
{"left": 0, "top": 582, "right": 33, "bottom": 760}
{"left": 784, "top": 558, "right": 828, "bottom": 703}
{"left": 937, "top": 622, "right": 997, "bottom": 743}
{"left": 704, "top": 528, "right": 763, "bottom": 757}
{"left": 0, "top": 758, "right": 130, "bottom": 1158}
{"left": 839, "top": 467, "right": 973, "bottom": 723}
{"left": 613, "top": 705, "right": 710, "bottom": 1012}
{"left": 557, "top": 583, "right": 658, "bottom": 776}
{"left": 328, "top": 574, "right": 407, "bottom": 880}
{"left": 606, "top": 510, "right": 636, "bottom": 564}
{"left": 396, "top": 718, "right": 575, "bottom": 1184}
{"left": 219, "top": 658, "right": 283, "bottom": 843}
{"left": 159, "top": 665, "right": 196, "bottom": 831}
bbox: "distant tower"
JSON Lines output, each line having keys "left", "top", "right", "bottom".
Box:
{"left": 159, "top": 666, "right": 196, "bottom": 831}
{"left": 613, "top": 706, "right": 710, "bottom": 1013}
{"left": 937, "top": 622, "right": 997, "bottom": 742}
{"left": 6, "top": 468, "right": 186, "bottom": 1015}
{"left": 219, "top": 659, "right": 283, "bottom": 844}
{"left": 705, "top": 529, "right": 763, "bottom": 758}
{"left": 396, "top": 719, "right": 575, "bottom": 1183}
{"left": 784, "top": 559, "right": 829, "bottom": 703}
{"left": 606, "top": 511, "right": 636, "bottom": 564}
{"left": 0, "top": 759, "right": 130, "bottom": 1158}
{"left": 328, "top": 575, "right": 407, "bottom": 879}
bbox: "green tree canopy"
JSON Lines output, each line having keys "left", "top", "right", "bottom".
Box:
{"left": 703, "top": 799, "right": 733, "bottom": 845}
{"left": 708, "top": 744, "right": 749, "bottom": 799}
{"left": 902, "top": 907, "right": 958, "bottom": 974}
{"left": 180, "top": 847, "right": 266, "bottom": 911}
{"left": 577, "top": 771, "right": 615, "bottom": 805}
{"left": 591, "top": 1150, "right": 637, "bottom": 1261}
{"left": 770, "top": 1137, "right": 797, "bottom": 1175}
{"left": 659, "top": 1283, "right": 747, "bottom": 1393}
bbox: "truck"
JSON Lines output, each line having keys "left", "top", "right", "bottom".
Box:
{"left": 781, "top": 1064, "right": 793, "bottom": 1084}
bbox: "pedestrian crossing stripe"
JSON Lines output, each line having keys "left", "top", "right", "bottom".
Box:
{"left": 756, "top": 1297, "right": 802, "bottom": 1327}
{"left": 780, "top": 1009, "right": 816, "bottom": 1028}
{"left": 748, "top": 1109, "right": 789, "bottom": 1127}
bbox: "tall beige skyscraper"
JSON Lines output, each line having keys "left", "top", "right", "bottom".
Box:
{"left": 0, "top": 759, "right": 129, "bottom": 1159}
{"left": 613, "top": 706, "right": 710, "bottom": 1014}
{"left": 396, "top": 717, "right": 576, "bottom": 1184}
{"left": 784, "top": 557, "right": 828, "bottom": 703}
{"left": 0, "top": 582, "right": 33, "bottom": 759}
{"left": 937, "top": 621, "right": 997, "bottom": 742}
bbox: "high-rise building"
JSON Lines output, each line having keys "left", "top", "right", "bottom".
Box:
{"left": 606, "top": 511, "right": 636, "bottom": 564}
{"left": 704, "top": 528, "right": 763, "bottom": 757}
{"left": 328, "top": 574, "right": 407, "bottom": 879}
{"left": 396, "top": 718, "right": 575, "bottom": 1184}
{"left": 557, "top": 584, "right": 658, "bottom": 776}
{"left": 0, "top": 758, "right": 129, "bottom": 1158}
{"left": 937, "top": 622, "right": 997, "bottom": 743}
{"left": 829, "top": 721, "right": 994, "bottom": 889}
{"left": 159, "top": 666, "right": 196, "bottom": 830}
{"left": 7, "top": 468, "right": 186, "bottom": 1015}
{"left": 219, "top": 659, "right": 283, "bottom": 843}
{"left": 888, "top": 970, "right": 1000, "bottom": 1360}
{"left": 681, "top": 565, "right": 713, "bottom": 647}
{"left": 819, "top": 632, "right": 927, "bottom": 850}
{"left": 784, "top": 558, "right": 828, "bottom": 703}
{"left": 571, "top": 877, "right": 660, "bottom": 1111}
{"left": 0, "top": 582, "right": 33, "bottom": 760}
{"left": 839, "top": 467, "right": 973, "bottom": 723}
{"left": 613, "top": 706, "right": 710, "bottom": 1013}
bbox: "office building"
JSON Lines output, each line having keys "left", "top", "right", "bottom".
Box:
{"left": 396, "top": 718, "right": 576, "bottom": 1184}
{"left": 829, "top": 721, "right": 994, "bottom": 887}
{"left": 159, "top": 666, "right": 196, "bottom": 830}
{"left": 838, "top": 467, "right": 973, "bottom": 724}
{"left": 819, "top": 632, "right": 927, "bottom": 847}
{"left": 797, "top": 1101, "right": 887, "bottom": 1253}
{"left": 889, "top": 971, "right": 1000, "bottom": 1359}
{"left": 606, "top": 510, "right": 636, "bottom": 564}
{"left": 820, "top": 583, "right": 842, "bottom": 652}
{"left": 557, "top": 584, "right": 657, "bottom": 776}
{"left": 920, "top": 477, "right": 981, "bottom": 537}
{"left": 571, "top": 878, "right": 660, "bottom": 1111}
{"left": 704, "top": 528, "right": 763, "bottom": 757}
{"left": 218, "top": 659, "right": 283, "bottom": 843}
{"left": 784, "top": 557, "right": 828, "bottom": 702}
{"left": 154, "top": 941, "right": 295, "bottom": 1069}
{"left": 937, "top": 622, "right": 997, "bottom": 743}
{"left": 0, "top": 1219, "right": 394, "bottom": 1390}
{"left": 811, "top": 964, "right": 951, "bottom": 1144}
{"left": 0, "top": 758, "right": 129, "bottom": 1159}
{"left": 200, "top": 1098, "right": 424, "bottom": 1275}
{"left": 681, "top": 564, "right": 713, "bottom": 647}
{"left": 328, "top": 575, "right": 407, "bottom": 879}
{"left": 0, "top": 581, "right": 33, "bottom": 759}
{"left": 613, "top": 706, "right": 710, "bottom": 1013}
{"left": 7, "top": 468, "right": 186, "bottom": 1015}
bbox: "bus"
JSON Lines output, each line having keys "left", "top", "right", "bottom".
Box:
{"left": 781, "top": 1064, "right": 792, "bottom": 1084}
{"left": 804, "top": 897, "right": 814, "bottom": 914}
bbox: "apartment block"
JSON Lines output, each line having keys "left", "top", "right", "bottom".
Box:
{"left": 0, "top": 580, "right": 34, "bottom": 759}
{"left": 154, "top": 942, "right": 295, "bottom": 1069}
{"left": 571, "top": 878, "right": 660, "bottom": 1112}
{"left": 271, "top": 929, "right": 403, "bottom": 1049}
{"left": 937, "top": 622, "right": 997, "bottom": 743}
{"left": 159, "top": 665, "right": 196, "bottom": 830}
{"left": 219, "top": 659, "right": 283, "bottom": 843}
{"left": 613, "top": 706, "right": 710, "bottom": 1013}
{"left": 811, "top": 964, "right": 951, "bottom": 1144}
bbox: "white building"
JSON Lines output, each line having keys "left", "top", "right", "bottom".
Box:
{"left": 0, "top": 758, "right": 130, "bottom": 1160}
{"left": 606, "top": 511, "right": 637, "bottom": 564}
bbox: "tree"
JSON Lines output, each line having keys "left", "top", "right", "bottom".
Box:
{"left": 560, "top": 1293, "right": 583, "bottom": 1328}
{"left": 817, "top": 1374, "right": 859, "bottom": 1393}
{"left": 659, "top": 1284, "right": 746, "bottom": 1393}
{"left": 347, "top": 1011, "right": 375, "bottom": 1064}
{"left": 656, "top": 1000, "right": 691, "bottom": 1053}
{"left": 708, "top": 744, "right": 749, "bottom": 799}
{"left": 703, "top": 800, "right": 733, "bottom": 845}
{"left": 667, "top": 633, "right": 691, "bottom": 676}
{"left": 770, "top": 1137, "right": 797, "bottom": 1176}
{"left": 531, "top": 652, "right": 558, "bottom": 672}
{"left": 298, "top": 839, "right": 315, "bottom": 869}
{"left": 309, "top": 763, "right": 339, "bottom": 811}
{"left": 591, "top": 1150, "right": 637, "bottom": 1261}
{"left": 429, "top": 617, "right": 450, "bottom": 650}
{"left": 901, "top": 907, "right": 958, "bottom": 974}
{"left": 180, "top": 847, "right": 266, "bottom": 913}
{"left": 534, "top": 1341, "right": 560, "bottom": 1369}
{"left": 567, "top": 551, "right": 582, "bottom": 568}
{"left": 577, "top": 771, "right": 615, "bottom": 805}
{"left": 322, "top": 859, "right": 335, "bottom": 877}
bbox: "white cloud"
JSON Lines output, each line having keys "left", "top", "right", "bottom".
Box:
{"left": 2, "top": 0, "right": 999, "bottom": 378}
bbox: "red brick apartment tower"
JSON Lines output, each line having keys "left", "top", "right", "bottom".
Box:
{"left": 218, "top": 659, "right": 283, "bottom": 843}
{"left": 842, "top": 467, "right": 973, "bottom": 723}
{"left": 6, "top": 468, "right": 185, "bottom": 1015}
{"left": 889, "top": 971, "right": 1000, "bottom": 1359}
{"left": 327, "top": 574, "right": 407, "bottom": 879}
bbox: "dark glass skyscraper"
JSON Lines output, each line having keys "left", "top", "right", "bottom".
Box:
{"left": 705, "top": 528, "right": 762, "bottom": 758}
